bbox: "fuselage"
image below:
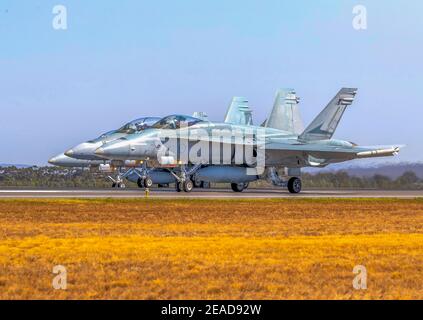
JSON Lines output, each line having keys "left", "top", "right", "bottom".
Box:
{"left": 93, "top": 114, "right": 388, "bottom": 171}
{"left": 95, "top": 119, "right": 296, "bottom": 161}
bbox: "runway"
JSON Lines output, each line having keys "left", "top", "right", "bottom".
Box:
{"left": 0, "top": 188, "right": 422, "bottom": 199}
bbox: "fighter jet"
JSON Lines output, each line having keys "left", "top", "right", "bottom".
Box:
{"left": 48, "top": 117, "right": 161, "bottom": 188}
{"left": 95, "top": 88, "right": 402, "bottom": 193}
{"left": 51, "top": 99, "right": 254, "bottom": 188}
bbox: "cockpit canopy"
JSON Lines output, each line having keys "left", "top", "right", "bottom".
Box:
{"left": 116, "top": 117, "right": 161, "bottom": 134}
{"left": 87, "top": 117, "right": 161, "bottom": 143}
{"left": 151, "top": 115, "right": 204, "bottom": 130}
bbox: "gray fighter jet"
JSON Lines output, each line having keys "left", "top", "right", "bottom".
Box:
{"left": 50, "top": 99, "right": 254, "bottom": 188}
{"left": 95, "top": 88, "right": 402, "bottom": 193}
{"left": 49, "top": 117, "right": 161, "bottom": 188}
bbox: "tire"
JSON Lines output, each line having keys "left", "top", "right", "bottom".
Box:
{"left": 287, "top": 177, "right": 302, "bottom": 194}
{"left": 118, "top": 183, "right": 126, "bottom": 189}
{"left": 175, "top": 182, "right": 182, "bottom": 192}
{"left": 231, "top": 182, "right": 246, "bottom": 192}
{"left": 183, "top": 180, "right": 194, "bottom": 192}
{"left": 143, "top": 176, "right": 153, "bottom": 188}
{"left": 193, "top": 179, "right": 203, "bottom": 188}
{"left": 137, "top": 178, "right": 144, "bottom": 188}
{"left": 112, "top": 183, "right": 116, "bottom": 188}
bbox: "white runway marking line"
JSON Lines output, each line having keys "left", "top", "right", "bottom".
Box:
{"left": 0, "top": 190, "right": 101, "bottom": 193}
{"left": 0, "top": 190, "right": 64, "bottom": 193}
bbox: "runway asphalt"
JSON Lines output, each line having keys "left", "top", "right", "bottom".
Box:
{"left": 0, "top": 188, "right": 422, "bottom": 199}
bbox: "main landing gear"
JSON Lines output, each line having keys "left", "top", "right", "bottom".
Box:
{"left": 267, "top": 167, "right": 302, "bottom": 194}
{"left": 287, "top": 177, "right": 302, "bottom": 194}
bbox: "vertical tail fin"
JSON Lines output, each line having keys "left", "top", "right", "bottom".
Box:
{"left": 192, "top": 111, "right": 209, "bottom": 121}
{"left": 224, "top": 97, "right": 253, "bottom": 125}
{"left": 265, "top": 89, "right": 304, "bottom": 134}
{"left": 299, "top": 88, "right": 357, "bottom": 141}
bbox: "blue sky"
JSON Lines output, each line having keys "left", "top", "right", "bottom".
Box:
{"left": 0, "top": 0, "right": 422, "bottom": 165}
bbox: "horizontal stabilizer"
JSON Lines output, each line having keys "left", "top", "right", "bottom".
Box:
{"left": 224, "top": 97, "right": 253, "bottom": 125}
{"left": 299, "top": 88, "right": 357, "bottom": 141}
{"left": 265, "top": 89, "right": 304, "bottom": 134}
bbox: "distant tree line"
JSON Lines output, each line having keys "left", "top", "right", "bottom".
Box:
{"left": 0, "top": 166, "right": 128, "bottom": 188}
{"left": 302, "top": 171, "right": 422, "bottom": 190}
{"left": 0, "top": 166, "right": 422, "bottom": 190}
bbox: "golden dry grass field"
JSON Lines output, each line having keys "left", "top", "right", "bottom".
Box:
{"left": 0, "top": 198, "right": 422, "bottom": 299}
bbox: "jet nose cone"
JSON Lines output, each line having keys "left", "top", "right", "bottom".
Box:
{"left": 64, "top": 149, "right": 74, "bottom": 157}
{"left": 94, "top": 140, "right": 131, "bottom": 160}
{"left": 48, "top": 156, "right": 57, "bottom": 165}
{"left": 65, "top": 142, "right": 103, "bottom": 160}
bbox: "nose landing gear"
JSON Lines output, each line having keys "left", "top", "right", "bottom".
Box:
{"left": 133, "top": 163, "right": 154, "bottom": 190}
{"left": 111, "top": 182, "right": 126, "bottom": 189}
{"left": 143, "top": 176, "right": 153, "bottom": 188}
{"left": 183, "top": 180, "right": 194, "bottom": 192}
{"left": 108, "top": 169, "right": 126, "bottom": 189}
{"left": 169, "top": 163, "right": 202, "bottom": 193}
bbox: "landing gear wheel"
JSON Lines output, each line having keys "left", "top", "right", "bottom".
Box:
{"left": 117, "top": 183, "right": 126, "bottom": 189}
{"left": 287, "top": 177, "right": 302, "bottom": 194}
{"left": 137, "top": 178, "right": 144, "bottom": 188}
{"left": 112, "top": 183, "right": 117, "bottom": 188}
{"left": 231, "top": 182, "right": 247, "bottom": 192}
{"left": 143, "top": 176, "right": 153, "bottom": 188}
{"left": 193, "top": 179, "right": 203, "bottom": 188}
{"left": 175, "top": 181, "right": 182, "bottom": 192}
{"left": 183, "top": 180, "right": 194, "bottom": 192}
